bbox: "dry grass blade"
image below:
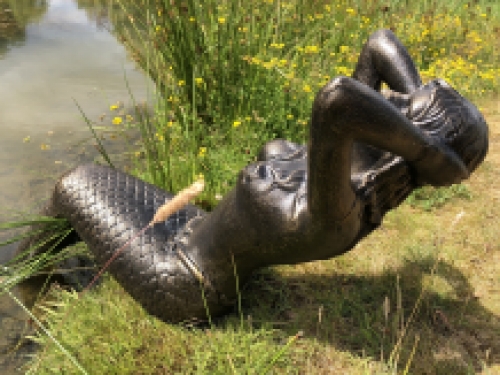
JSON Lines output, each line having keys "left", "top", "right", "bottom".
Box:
{"left": 389, "top": 210, "right": 465, "bottom": 366}
{"left": 150, "top": 180, "right": 205, "bottom": 225}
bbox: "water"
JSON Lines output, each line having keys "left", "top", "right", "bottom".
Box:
{"left": 0, "top": 0, "right": 151, "bottom": 372}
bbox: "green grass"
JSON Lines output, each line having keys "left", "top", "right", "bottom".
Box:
{"left": 97, "top": 0, "right": 500, "bottom": 206}
{"left": 2, "top": 0, "right": 500, "bottom": 373}
{"left": 0, "top": 217, "right": 76, "bottom": 292}
{"left": 406, "top": 184, "right": 472, "bottom": 211}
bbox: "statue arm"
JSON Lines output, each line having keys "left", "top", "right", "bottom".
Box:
{"left": 352, "top": 29, "right": 422, "bottom": 94}
{"left": 308, "top": 77, "right": 468, "bottom": 224}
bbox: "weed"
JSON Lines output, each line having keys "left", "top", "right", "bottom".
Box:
{"left": 406, "top": 184, "right": 472, "bottom": 211}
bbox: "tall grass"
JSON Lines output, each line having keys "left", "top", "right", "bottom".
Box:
{"left": 103, "top": 0, "right": 500, "bottom": 208}
{"left": 0, "top": 217, "right": 74, "bottom": 292}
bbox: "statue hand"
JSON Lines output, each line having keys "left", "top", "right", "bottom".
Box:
{"left": 411, "top": 139, "right": 469, "bottom": 187}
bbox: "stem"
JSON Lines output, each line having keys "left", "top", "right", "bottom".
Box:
{"left": 80, "top": 222, "right": 153, "bottom": 295}
{"left": 5, "top": 289, "right": 88, "bottom": 375}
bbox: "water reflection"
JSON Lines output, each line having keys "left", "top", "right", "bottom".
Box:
{"left": 0, "top": 0, "right": 151, "bottom": 372}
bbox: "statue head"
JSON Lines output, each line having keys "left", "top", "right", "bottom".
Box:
{"left": 408, "top": 79, "right": 489, "bottom": 174}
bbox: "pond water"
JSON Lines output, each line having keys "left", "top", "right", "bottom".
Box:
{"left": 0, "top": 0, "right": 151, "bottom": 372}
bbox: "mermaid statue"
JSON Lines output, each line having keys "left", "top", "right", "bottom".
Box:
{"left": 19, "top": 30, "right": 488, "bottom": 322}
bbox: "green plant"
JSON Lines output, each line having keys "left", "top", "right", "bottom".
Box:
{"left": 406, "top": 184, "right": 472, "bottom": 211}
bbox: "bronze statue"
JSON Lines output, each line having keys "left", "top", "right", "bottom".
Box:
{"left": 19, "top": 30, "right": 488, "bottom": 322}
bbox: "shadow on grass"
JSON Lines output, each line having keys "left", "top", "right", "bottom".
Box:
{"left": 238, "top": 257, "right": 499, "bottom": 374}
{"left": 9, "top": 248, "right": 498, "bottom": 374}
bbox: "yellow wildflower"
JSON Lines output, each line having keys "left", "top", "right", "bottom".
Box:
{"left": 189, "top": 17, "right": 195, "bottom": 22}
{"left": 198, "top": 147, "right": 207, "bottom": 157}
{"left": 336, "top": 66, "right": 351, "bottom": 76}
{"left": 40, "top": 143, "right": 50, "bottom": 150}
{"left": 178, "top": 80, "right": 186, "bottom": 86}
{"left": 252, "top": 57, "right": 262, "bottom": 65}
{"left": 233, "top": 120, "right": 241, "bottom": 128}
{"left": 303, "top": 84, "right": 311, "bottom": 93}
{"left": 110, "top": 104, "right": 119, "bottom": 111}
{"left": 195, "top": 77, "right": 204, "bottom": 85}
{"left": 305, "top": 45, "right": 319, "bottom": 54}
{"left": 23, "top": 136, "right": 31, "bottom": 143}
{"left": 112, "top": 117, "right": 123, "bottom": 125}
{"left": 262, "top": 61, "right": 273, "bottom": 69}
{"left": 218, "top": 17, "right": 226, "bottom": 24}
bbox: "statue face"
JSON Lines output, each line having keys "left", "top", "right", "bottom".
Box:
{"left": 238, "top": 158, "right": 308, "bottom": 227}
{"left": 408, "top": 79, "right": 489, "bottom": 174}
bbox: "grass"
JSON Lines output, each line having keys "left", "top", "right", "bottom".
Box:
{"left": 102, "top": 0, "right": 500, "bottom": 205}
{"left": 1, "top": 0, "right": 499, "bottom": 373}
{"left": 0, "top": 217, "right": 76, "bottom": 292}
